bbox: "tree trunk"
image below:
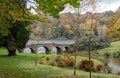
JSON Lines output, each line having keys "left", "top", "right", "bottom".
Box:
{"left": 7, "top": 48, "right": 17, "bottom": 56}
{"left": 8, "top": 51, "right": 17, "bottom": 56}
{"left": 6, "top": 42, "right": 17, "bottom": 56}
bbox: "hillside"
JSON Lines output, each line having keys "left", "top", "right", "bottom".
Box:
{"left": 30, "top": 11, "right": 114, "bottom": 40}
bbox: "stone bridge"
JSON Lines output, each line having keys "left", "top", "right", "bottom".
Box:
{"left": 23, "top": 41, "right": 73, "bottom": 54}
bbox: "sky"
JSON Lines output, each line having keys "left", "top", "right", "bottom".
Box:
{"left": 60, "top": 0, "right": 120, "bottom": 14}
{"left": 27, "top": 0, "right": 120, "bottom": 14}
{"left": 96, "top": 0, "right": 120, "bottom": 12}
{"left": 27, "top": 0, "right": 37, "bottom": 14}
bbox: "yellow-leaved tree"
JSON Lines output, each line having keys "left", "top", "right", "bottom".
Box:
{"left": 83, "top": 18, "right": 99, "bottom": 36}
{"left": 107, "top": 8, "right": 120, "bottom": 40}
{"left": 107, "top": 19, "right": 120, "bottom": 40}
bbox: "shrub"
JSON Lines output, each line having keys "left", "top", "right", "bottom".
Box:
{"left": 79, "top": 59, "right": 95, "bottom": 71}
{"left": 68, "top": 57, "right": 75, "bottom": 67}
{"left": 96, "top": 64, "right": 112, "bottom": 74}
{"left": 104, "top": 66, "right": 112, "bottom": 73}
{"left": 39, "top": 57, "right": 46, "bottom": 64}
{"left": 50, "top": 60, "right": 65, "bottom": 68}
{"left": 50, "top": 61, "right": 58, "bottom": 66}
{"left": 46, "top": 57, "right": 53, "bottom": 65}
{"left": 63, "top": 55, "right": 75, "bottom": 67}
{"left": 57, "top": 61, "right": 65, "bottom": 68}
{"left": 104, "top": 52, "right": 110, "bottom": 57}
{"left": 64, "top": 54, "right": 71, "bottom": 58}
{"left": 55, "top": 56, "right": 63, "bottom": 62}
{"left": 111, "top": 51, "right": 120, "bottom": 59}
{"left": 49, "top": 56, "right": 65, "bottom": 67}
{"left": 96, "top": 64, "right": 104, "bottom": 72}
{"left": 49, "top": 54, "right": 75, "bottom": 67}
{"left": 46, "top": 57, "right": 50, "bottom": 61}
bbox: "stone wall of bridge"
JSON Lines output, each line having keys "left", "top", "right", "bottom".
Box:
{"left": 23, "top": 43, "right": 71, "bottom": 54}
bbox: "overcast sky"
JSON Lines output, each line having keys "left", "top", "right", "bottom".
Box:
{"left": 96, "top": 0, "right": 120, "bottom": 12}
{"left": 60, "top": 0, "right": 120, "bottom": 14}
{"left": 27, "top": 0, "right": 120, "bottom": 14}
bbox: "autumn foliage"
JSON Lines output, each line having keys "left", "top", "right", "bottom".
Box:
{"left": 79, "top": 59, "right": 94, "bottom": 71}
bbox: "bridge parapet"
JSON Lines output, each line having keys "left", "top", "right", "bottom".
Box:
{"left": 25, "top": 42, "right": 72, "bottom": 54}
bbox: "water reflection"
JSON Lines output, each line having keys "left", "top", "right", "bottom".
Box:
{"left": 108, "top": 58, "right": 120, "bottom": 72}
{"left": 37, "top": 46, "right": 46, "bottom": 54}
{"left": 23, "top": 48, "right": 31, "bottom": 53}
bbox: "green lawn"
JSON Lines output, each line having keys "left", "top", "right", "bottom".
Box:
{"left": 0, "top": 48, "right": 120, "bottom": 78}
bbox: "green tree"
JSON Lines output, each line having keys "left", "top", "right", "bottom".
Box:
{"left": 107, "top": 8, "right": 120, "bottom": 40}
{"left": 0, "top": 0, "right": 32, "bottom": 56}
{"left": 0, "top": 0, "right": 81, "bottom": 56}
{"left": 37, "top": 0, "right": 80, "bottom": 18}
{"left": 0, "top": 20, "right": 31, "bottom": 56}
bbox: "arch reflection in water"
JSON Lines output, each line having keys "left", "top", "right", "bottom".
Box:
{"left": 23, "top": 48, "right": 32, "bottom": 53}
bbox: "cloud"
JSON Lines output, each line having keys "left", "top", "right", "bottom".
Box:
{"left": 95, "top": 0, "right": 120, "bottom": 12}
{"left": 60, "top": 0, "right": 120, "bottom": 14}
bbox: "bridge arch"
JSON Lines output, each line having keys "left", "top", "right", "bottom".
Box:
{"left": 37, "top": 46, "right": 49, "bottom": 54}
{"left": 65, "top": 46, "right": 69, "bottom": 52}
{"left": 56, "top": 46, "right": 61, "bottom": 54}
{"left": 51, "top": 46, "right": 62, "bottom": 54}
{"left": 23, "top": 48, "right": 34, "bottom": 53}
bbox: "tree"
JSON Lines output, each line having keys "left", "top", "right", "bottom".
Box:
{"left": 0, "top": 20, "right": 30, "bottom": 56}
{"left": 76, "top": 1, "right": 100, "bottom": 78}
{"left": 36, "top": 0, "right": 81, "bottom": 76}
{"left": 0, "top": 0, "right": 81, "bottom": 56}
{"left": 83, "top": 18, "right": 99, "bottom": 36}
{"left": 0, "top": 0, "right": 32, "bottom": 56}
{"left": 36, "top": 0, "right": 80, "bottom": 18}
{"left": 107, "top": 19, "right": 120, "bottom": 40}
{"left": 107, "top": 8, "right": 120, "bottom": 40}
{"left": 0, "top": 0, "right": 31, "bottom": 35}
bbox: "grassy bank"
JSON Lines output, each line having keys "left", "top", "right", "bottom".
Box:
{"left": 98, "top": 41, "right": 120, "bottom": 54}
{"left": 0, "top": 48, "right": 119, "bottom": 78}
